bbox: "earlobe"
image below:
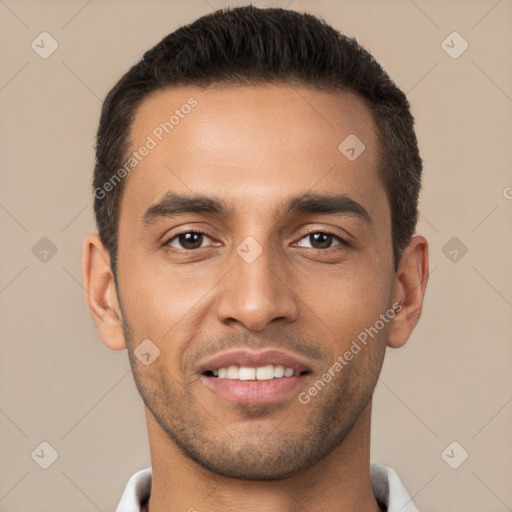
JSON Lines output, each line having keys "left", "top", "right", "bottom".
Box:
{"left": 82, "top": 233, "right": 127, "bottom": 351}
{"left": 387, "top": 235, "right": 429, "bottom": 349}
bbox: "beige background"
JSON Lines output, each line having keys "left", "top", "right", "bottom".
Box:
{"left": 1, "top": 0, "right": 511, "bottom": 510}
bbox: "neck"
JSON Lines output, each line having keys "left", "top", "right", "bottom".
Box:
{"left": 145, "top": 401, "right": 381, "bottom": 512}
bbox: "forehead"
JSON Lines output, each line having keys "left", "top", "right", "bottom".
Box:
{"left": 122, "top": 84, "right": 384, "bottom": 223}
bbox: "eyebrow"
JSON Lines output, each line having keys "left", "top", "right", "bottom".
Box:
{"left": 142, "top": 193, "right": 232, "bottom": 226}
{"left": 141, "top": 191, "right": 372, "bottom": 227}
{"left": 281, "top": 193, "right": 372, "bottom": 224}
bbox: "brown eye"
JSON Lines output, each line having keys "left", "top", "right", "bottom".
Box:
{"left": 310, "top": 232, "right": 333, "bottom": 249}
{"left": 167, "top": 232, "right": 210, "bottom": 250}
{"left": 296, "top": 231, "right": 345, "bottom": 249}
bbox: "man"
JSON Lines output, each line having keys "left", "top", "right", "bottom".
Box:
{"left": 82, "top": 5, "right": 428, "bottom": 511}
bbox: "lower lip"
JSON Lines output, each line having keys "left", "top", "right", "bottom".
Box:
{"left": 201, "top": 374, "right": 308, "bottom": 405}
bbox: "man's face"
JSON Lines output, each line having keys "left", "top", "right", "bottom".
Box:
{"left": 116, "top": 85, "right": 396, "bottom": 479}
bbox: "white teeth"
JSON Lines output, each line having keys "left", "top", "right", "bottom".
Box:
{"left": 226, "top": 365, "right": 238, "bottom": 379}
{"left": 274, "top": 365, "right": 284, "bottom": 378}
{"left": 283, "top": 367, "right": 294, "bottom": 377}
{"left": 256, "top": 365, "right": 274, "bottom": 380}
{"left": 211, "top": 364, "right": 300, "bottom": 380}
{"left": 239, "top": 367, "right": 256, "bottom": 380}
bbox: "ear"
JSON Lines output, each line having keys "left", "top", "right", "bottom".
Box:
{"left": 82, "top": 233, "right": 126, "bottom": 351}
{"left": 387, "top": 235, "right": 429, "bottom": 349}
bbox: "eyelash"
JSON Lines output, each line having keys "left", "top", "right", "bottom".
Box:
{"left": 295, "top": 229, "right": 350, "bottom": 249}
{"left": 163, "top": 229, "right": 350, "bottom": 251}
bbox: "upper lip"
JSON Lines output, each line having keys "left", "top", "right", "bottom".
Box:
{"left": 199, "top": 349, "right": 312, "bottom": 374}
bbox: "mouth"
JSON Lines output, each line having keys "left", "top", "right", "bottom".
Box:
{"left": 204, "top": 365, "right": 305, "bottom": 380}
{"left": 199, "top": 349, "right": 312, "bottom": 405}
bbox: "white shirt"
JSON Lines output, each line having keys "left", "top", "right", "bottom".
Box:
{"left": 116, "top": 462, "right": 419, "bottom": 511}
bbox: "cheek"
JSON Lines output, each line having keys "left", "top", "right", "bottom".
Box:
{"left": 118, "top": 258, "right": 218, "bottom": 354}
{"left": 295, "top": 258, "right": 393, "bottom": 342}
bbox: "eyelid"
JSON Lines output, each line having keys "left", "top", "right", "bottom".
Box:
{"left": 294, "top": 229, "right": 350, "bottom": 248}
{"left": 163, "top": 230, "right": 218, "bottom": 250}
{"left": 162, "top": 227, "right": 351, "bottom": 251}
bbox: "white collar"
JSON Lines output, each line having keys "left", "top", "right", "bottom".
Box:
{"left": 116, "top": 462, "right": 419, "bottom": 512}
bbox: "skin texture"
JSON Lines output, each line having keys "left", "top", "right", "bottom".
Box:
{"left": 83, "top": 85, "right": 429, "bottom": 512}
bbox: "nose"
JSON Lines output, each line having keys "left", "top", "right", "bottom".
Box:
{"left": 216, "top": 245, "right": 299, "bottom": 332}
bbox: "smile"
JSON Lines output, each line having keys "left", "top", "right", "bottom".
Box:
{"left": 199, "top": 349, "right": 313, "bottom": 405}
{"left": 207, "top": 364, "right": 302, "bottom": 380}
